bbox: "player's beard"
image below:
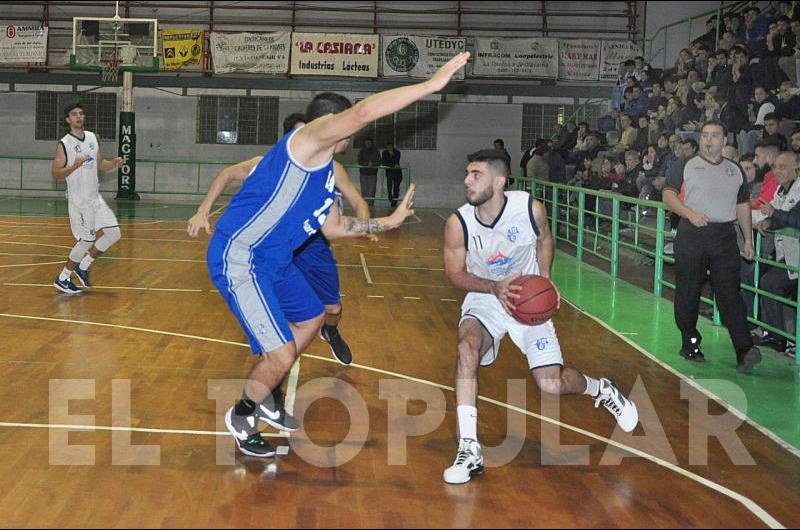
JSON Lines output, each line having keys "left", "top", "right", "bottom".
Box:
{"left": 467, "top": 186, "right": 493, "bottom": 206}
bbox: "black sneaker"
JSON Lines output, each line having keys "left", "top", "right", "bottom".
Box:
{"left": 679, "top": 346, "right": 706, "bottom": 363}
{"left": 320, "top": 324, "right": 352, "bottom": 365}
{"left": 74, "top": 267, "right": 92, "bottom": 288}
{"left": 258, "top": 400, "right": 301, "bottom": 432}
{"left": 224, "top": 407, "right": 276, "bottom": 457}
{"left": 53, "top": 276, "right": 82, "bottom": 295}
{"left": 737, "top": 347, "right": 762, "bottom": 374}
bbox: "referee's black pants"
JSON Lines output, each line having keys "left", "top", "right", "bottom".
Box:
{"left": 674, "top": 219, "right": 754, "bottom": 363}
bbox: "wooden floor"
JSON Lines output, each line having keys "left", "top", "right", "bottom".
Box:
{"left": 0, "top": 210, "right": 799, "bottom": 528}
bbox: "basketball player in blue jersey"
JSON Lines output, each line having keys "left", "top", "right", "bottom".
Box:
{"left": 441, "top": 150, "right": 639, "bottom": 484}
{"left": 189, "top": 51, "right": 471, "bottom": 457}
{"left": 188, "top": 113, "right": 375, "bottom": 432}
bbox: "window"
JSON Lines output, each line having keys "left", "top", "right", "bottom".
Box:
{"left": 196, "top": 96, "right": 279, "bottom": 145}
{"left": 35, "top": 92, "right": 117, "bottom": 141}
{"left": 355, "top": 101, "right": 438, "bottom": 151}
{"left": 521, "top": 102, "right": 605, "bottom": 149}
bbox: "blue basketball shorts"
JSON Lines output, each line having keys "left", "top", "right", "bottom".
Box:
{"left": 292, "top": 234, "right": 341, "bottom": 306}
{"left": 207, "top": 232, "right": 325, "bottom": 355}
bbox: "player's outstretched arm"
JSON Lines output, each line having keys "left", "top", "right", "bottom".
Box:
{"left": 293, "top": 52, "right": 470, "bottom": 169}
{"left": 333, "top": 161, "right": 370, "bottom": 219}
{"left": 333, "top": 161, "right": 378, "bottom": 241}
{"left": 322, "top": 184, "right": 415, "bottom": 239}
{"left": 443, "top": 214, "right": 520, "bottom": 313}
{"left": 187, "top": 156, "right": 262, "bottom": 237}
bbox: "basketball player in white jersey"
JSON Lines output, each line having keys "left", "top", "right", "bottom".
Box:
{"left": 441, "top": 150, "right": 639, "bottom": 484}
{"left": 51, "top": 103, "right": 123, "bottom": 294}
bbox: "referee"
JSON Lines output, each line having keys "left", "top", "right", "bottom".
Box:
{"left": 662, "top": 121, "right": 763, "bottom": 373}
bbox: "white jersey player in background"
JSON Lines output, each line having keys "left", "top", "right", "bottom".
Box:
{"left": 51, "top": 102, "right": 123, "bottom": 294}
{"left": 441, "top": 149, "right": 639, "bottom": 484}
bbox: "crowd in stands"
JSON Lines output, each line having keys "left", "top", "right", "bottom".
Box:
{"left": 516, "top": 2, "right": 800, "bottom": 357}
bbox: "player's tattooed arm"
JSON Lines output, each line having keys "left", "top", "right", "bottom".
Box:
{"left": 343, "top": 217, "right": 388, "bottom": 234}
{"left": 322, "top": 184, "right": 415, "bottom": 239}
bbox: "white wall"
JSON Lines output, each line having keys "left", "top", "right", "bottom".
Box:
{"left": 0, "top": 88, "right": 531, "bottom": 209}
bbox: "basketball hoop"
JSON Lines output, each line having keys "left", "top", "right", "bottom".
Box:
{"left": 101, "top": 59, "right": 121, "bottom": 83}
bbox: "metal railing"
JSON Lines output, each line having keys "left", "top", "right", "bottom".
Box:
{"left": 514, "top": 176, "right": 800, "bottom": 364}
{"left": 0, "top": 154, "right": 412, "bottom": 203}
{"left": 644, "top": 1, "right": 753, "bottom": 70}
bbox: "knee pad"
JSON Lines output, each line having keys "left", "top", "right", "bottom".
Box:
{"left": 68, "top": 239, "right": 95, "bottom": 262}
{"left": 95, "top": 226, "right": 121, "bottom": 252}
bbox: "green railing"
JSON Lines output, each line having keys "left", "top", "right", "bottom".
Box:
{"left": 0, "top": 154, "right": 412, "bottom": 204}
{"left": 514, "top": 176, "right": 800, "bottom": 364}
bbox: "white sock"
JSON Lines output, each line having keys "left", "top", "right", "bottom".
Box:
{"left": 583, "top": 375, "right": 600, "bottom": 398}
{"left": 78, "top": 255, "right": 95, "bottom": 271}
{"left": 456, "top": 405, "right": 478, "bottom": 441}
{"left": 58, "top": 267, "right": 72, "bottom": 282}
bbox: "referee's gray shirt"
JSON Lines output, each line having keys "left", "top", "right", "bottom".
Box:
{"left": 664, "top": 155, "right": 750, "bottom": 223}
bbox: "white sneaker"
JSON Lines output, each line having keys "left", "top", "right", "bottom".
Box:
{"left": 443, "top": 438, "right": 484, "bottom": 484}
{"left": 664, "top": 242, "right": 674, "bottom": 255}
{"left": 594, "top": 378, "right": 638, "bottom": 433}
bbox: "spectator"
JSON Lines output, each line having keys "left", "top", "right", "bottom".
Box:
{"left": 755, "top": 152, "right": 800, "bottom": 353}
{"left": 766, "top": 16, "right": 796, "bottom": 88}
{"left": 381, "top": 142, "right": 403, "bottom": 207}
{"left": 634, "top": 116, "right": 650, "bottom": 152}
{"left": 647, "top": 115, "right": 663, "bottom": 144}
{"left": 722, "top": 145, "right": 739, "bottom": 161}
{"left": 718, "top": 30, "right": 738, "bottom": 52}
{"left": 763, "top": 112, "right": 789, "bottom": 149}
{"left": 618, "top": 150, "right": 642, "bottom": 198}
{"left": 792, "top": 129, "right": 800, "bottom": 153}
{"left": 519, "top": 142, "right": 536, "bottom": 178}
{"left": 730, "top": 46, "right": 755, "bottom": 110}
{"left": 775, "top": 80, "right": 800, "bottom": 120}
{"left": 648, "top": 81, "right": 669, "bottom": 112}
{"left": 738, "top": 85, "right": 777, "bottom": 154}
{"left": 526, "top": 139, "right": 551, "bottom": 181}
{"left": 662, "top": 121, "right": 762, "bottom": 372}
{"left": 694, "top": 45, "right": 711, "bottom": 79}
{"left": 752, "top": 143, "right": 781, "bottom": 218}
{"left": 554, "top": 120, "right": 578, "bottom": 159}
{"left": 744, "top": 6, "right": 771, "bottom": 57}
{"left": 707, "top": 50, "right": 733, "bottom": 98}
{"left": 493, "top": 138, "right": 512, "bottom": 166}
{"left": 663, "top": 97, "right": 683, "bottom": 132}
{"left": 725, "top": 12, "right": 747, "bottom": 44}
{"left": 680, "top": 138, "right": 699, "bottom": 159}
{"left": 659, "top": 133, "right": 683, "bottom": 179}
{"left": 357, "top": 137, "right": 381, "bottom": 207}
{"left": 693, "top": 16, "right": 720, "bottom": 50}
{"left": 617, "top": 113, "right": 638, "bottom": 150}
{"left": 675, "top": 48, "right": 695, "bottom": 76}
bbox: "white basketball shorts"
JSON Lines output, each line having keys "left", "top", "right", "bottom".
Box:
{"left": 68, "top": 195, "right": 119, "bottom": 242}
{"left": 459, "top": 292, "right": 563, "bottom": 371}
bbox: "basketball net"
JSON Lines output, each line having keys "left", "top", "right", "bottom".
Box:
{"left": 101, "top": 59, "right": 121, "bottom": 83}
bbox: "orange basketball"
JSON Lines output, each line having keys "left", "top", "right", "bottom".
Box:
{"left": 509, "top": 275, "right": 559, "bottom": 325}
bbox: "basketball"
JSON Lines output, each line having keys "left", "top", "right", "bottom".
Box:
{"left": 509, "top": 275, "right": 559, "bottom": 325}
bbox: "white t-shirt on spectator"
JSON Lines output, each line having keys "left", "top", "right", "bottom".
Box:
{"left": 755, "top": 102, "right": 775, "bottom": 125}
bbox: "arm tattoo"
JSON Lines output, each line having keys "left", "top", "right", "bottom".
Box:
{"left": 344, "top": 217, "right": 388, "bottom": 234}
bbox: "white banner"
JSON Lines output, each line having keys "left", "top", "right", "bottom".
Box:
{"left": 290, "top": 33, "right": 379, "bottom": 77}
{"left": 210, "top": 32, "right": 290, "bottom": 74}
{"left": 558, "top": 39, "right": 600, "bottom": 81}
{"left": 600, "top": 41, "right": 642, "bottom": 82}
{"left": 0, "top": 25, "right": 47, "bottom": 63}
{"left": 473, "top": 37, "right": 558, "bottom": 78}
{"left": 382, "top": 35, "right": 465, "bottom": 79}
